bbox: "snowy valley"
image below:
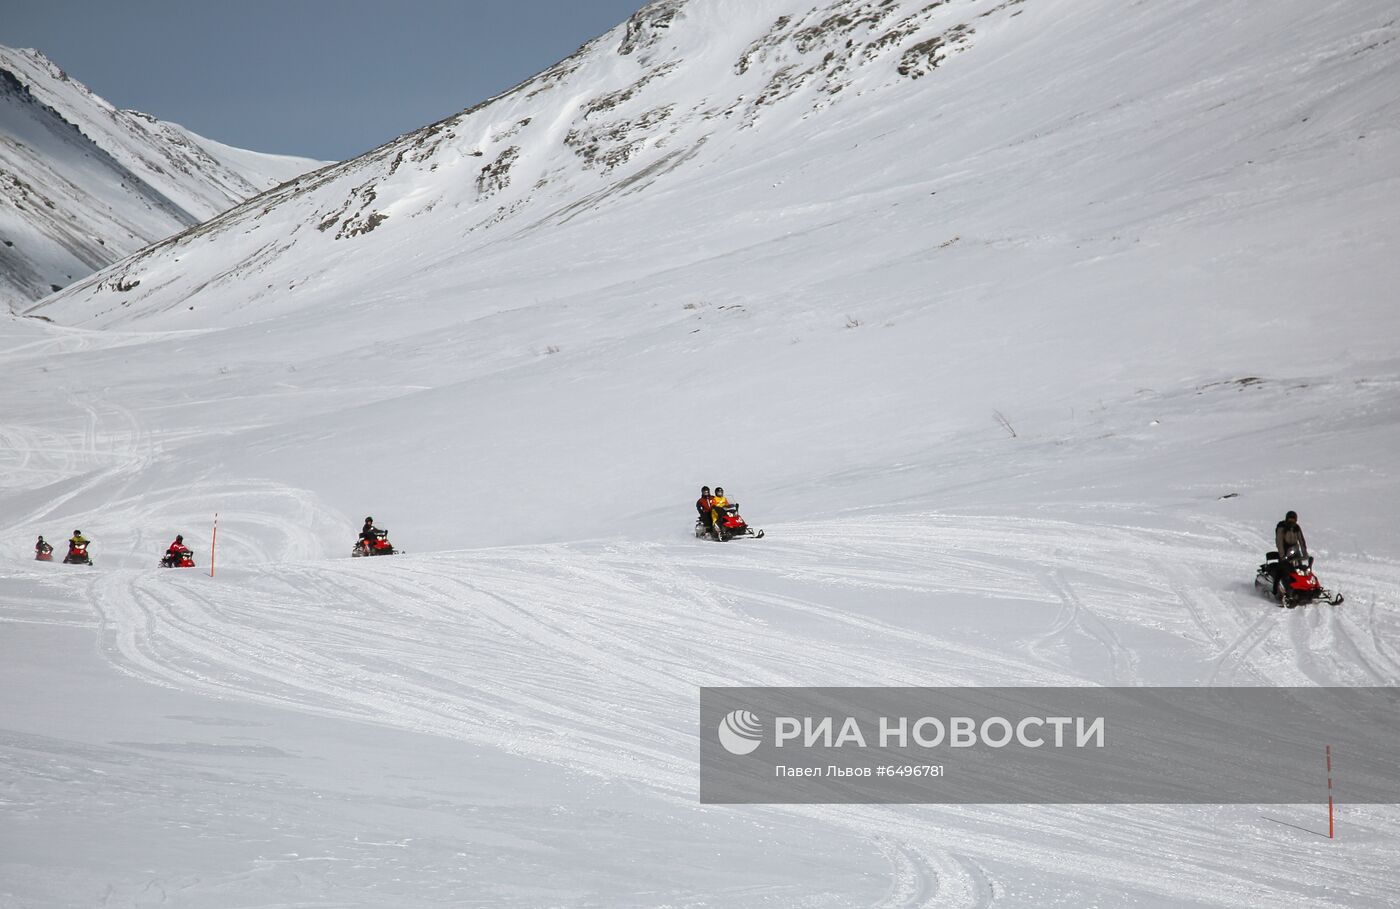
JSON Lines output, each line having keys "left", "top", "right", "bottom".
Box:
{"left": 3, "top": 0, "right": 1400, "bottom": 905}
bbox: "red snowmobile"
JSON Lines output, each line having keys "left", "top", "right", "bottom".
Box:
{"left": 160, "top": 548, "right": 196, "bottom": 569}
{"left": 353, "top": 528, "right": 398, "bottom": 557}
{"left": 1255, "top": 550, "right": 1342, "bottom": 607}
{"left": 696, "top": 504, "right": 764, "bottom": 542}
{"left": 63, "top": 540, "right": 93, "bottom": 566}
{"left": 35, "top": 538, "right": 54, "bottom": 562}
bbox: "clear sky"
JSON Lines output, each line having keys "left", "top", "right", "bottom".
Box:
{"left": 3, "top": 0, "right": 649, "bottom": 161}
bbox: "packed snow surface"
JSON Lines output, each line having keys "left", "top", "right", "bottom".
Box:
{"left": 4, "top": 0, "right": 1400, "bottom": 905}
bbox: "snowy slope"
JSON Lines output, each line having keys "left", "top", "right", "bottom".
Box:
{"left": 0, "top": 46, "right": 327, "bottom": 309}
{"left": 4, "top": 0, "right": 1400, "bottom": 906}
{"left": 21, "top": 0, "right": 1400, "bottom": 550}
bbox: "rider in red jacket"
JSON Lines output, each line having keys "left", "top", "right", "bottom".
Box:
{"left": 696, "top": 486, "right": 716, "bottom": 536}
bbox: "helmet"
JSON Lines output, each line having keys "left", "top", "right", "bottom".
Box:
{"left": 715, "top": 487, "right": 724, "bottom": 495}
{"left": 365, "top": 516, "right": 373, "bottom": 523}
{"left": 175, "top": 535, "right": 183, "bottom": 543}
{"left": 74, "top": 530, "right": 81, "bottom": 536}
{"left": 701, "top": 486, "right": 710, "bottom": 494}
{"left": 1285, "top": 510, "right": 1297, "bottom": 521}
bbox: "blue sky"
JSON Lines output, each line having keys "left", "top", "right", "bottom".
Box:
{"left": 4, "top": 0, "right": 648, "bottom": 161}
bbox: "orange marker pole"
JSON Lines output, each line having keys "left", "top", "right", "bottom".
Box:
{"left": 1327, "top": 745, "right": 1334, "bottom": 839}
{"left": 210, "top": 513, "right": 218, "bottom": 579}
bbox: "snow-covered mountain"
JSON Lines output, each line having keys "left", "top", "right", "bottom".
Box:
{"left": 28, "top": 0, "right": 1028, "bottom": 327}
{"left": 4, "top": 1, "right": 1400, "bottom": 905}
{"left": 21, "top": 0, "right": 1399, "bottom": 550}
{"left": 0, "top": 46, "right": 327, "bottom": 309}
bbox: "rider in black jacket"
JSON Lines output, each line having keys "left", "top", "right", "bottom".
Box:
{"left": 1275, "top": 510, "right": 1307, "bottom": 560}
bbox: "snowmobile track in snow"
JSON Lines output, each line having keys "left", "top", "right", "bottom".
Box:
{"left": 61, "top": 510, "right": 1400, "bottom": 906}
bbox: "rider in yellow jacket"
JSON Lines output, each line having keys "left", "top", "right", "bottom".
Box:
{"left": 710, "top": 487, "right": 730, "bottom": 529}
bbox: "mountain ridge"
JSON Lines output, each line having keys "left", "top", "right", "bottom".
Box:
{"left": 0, "top": 45, "right": 328, "bottom": 309}
{"left": 23, "top": 0, "right": 1038, "bottom": 327}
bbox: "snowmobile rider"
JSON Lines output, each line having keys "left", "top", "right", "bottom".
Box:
{"left": 35, "top": 535, "right": 52, "bottom": 556}
{"left": 68, "top": 529, "right": 89, "bottom": 554}
{"left": 167, "top": 535, "right": 190, "bottom": 558}
{"left": 1269, "top": 510, "right": 1310, "bottom": 587}
{"left": 710, "top": 487, "right": 730, "bottom": 529}
{"left": 1276, "top": 511, "right": 1308, "bottom": 561}
{"left": 696, "top": 486, "right": 715, "bottom": 535}
{"left": 360, "top": 516, "right": 377, "bottom": 553}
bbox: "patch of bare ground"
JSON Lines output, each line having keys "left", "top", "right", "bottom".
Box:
{"left": 565, "top": 106, "right": 676, "bottom": 171}
{"left": 619, "top": 0, "right": 689, "bottom": 57}
{"left": 477, "top": 146, "right": 521, "bottom": 199}
{"left": 582, "top": 64, "right": 677, "bottom": 119}
{"left": 897, "top": 23, "right": 974, "bottom": 78}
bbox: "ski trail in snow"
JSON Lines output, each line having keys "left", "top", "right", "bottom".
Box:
{"left": 74, "top": 511, "right": 1400, "bottom": 906}
{"left": 874, "top": 840, "right": 942, "bottom": 908}
{"left": 1205, "top": 609, "right": 1282, "bottom": 686}
{"left": 1033, "top": 567, "right": 1140, "bottom": 685}
{"left": 1, "top": 395, "right": 153, "bottom": 530}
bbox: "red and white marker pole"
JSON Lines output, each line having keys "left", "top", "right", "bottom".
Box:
{"left": 210, "top": 513, "right": 218, "bottom": 579}
{"left": 1327, "top": 744, "right": 1334, "bottom": 839}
